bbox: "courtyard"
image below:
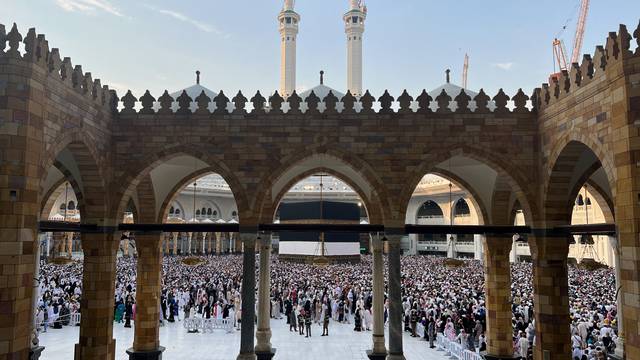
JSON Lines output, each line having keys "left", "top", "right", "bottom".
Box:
{"left": 40, "top": 318, "right": 447, "bottom": 360}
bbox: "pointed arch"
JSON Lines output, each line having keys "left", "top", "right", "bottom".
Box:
{"left": 157, "top": 168, "right": 238, "bottom": 224}
{"left": 424, "top": 168, "right": 489, "bottom": 225}
{"left": 40, "top": 130, "right": 109, "bottom": 223}
{"left": 255, "top": 150, "right": 388, "bottom": 224}
{"left": 113, "top": 145, "right": 249, "bottom": 224}
{"left": 544, "top": 140, "right": 615, "bottom": 226}
{"left": 400, "top": 145, "right": 535, "bottom": 226}
{"left": 416, "top": 200, "right": 444, "bottom": 219}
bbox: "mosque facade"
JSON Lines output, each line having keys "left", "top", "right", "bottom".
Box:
{"left": 1, "top": 1, "right": 640, "bottom": 360}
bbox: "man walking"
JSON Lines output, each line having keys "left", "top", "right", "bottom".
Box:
{"left": 322, "top": 306, "right": 330, "bottom": 336}
{"left": 428, "top": 316, "right": 436, "bottom": 348}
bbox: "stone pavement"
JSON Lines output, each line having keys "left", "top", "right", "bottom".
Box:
{"left": 39, "top": 318, "right": 448, "bottom": 360}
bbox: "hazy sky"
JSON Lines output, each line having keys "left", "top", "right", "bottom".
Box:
{"left": 4, "top": 0, "right": 639, "bottom": 99}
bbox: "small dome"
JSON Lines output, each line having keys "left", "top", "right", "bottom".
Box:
{"left": 298, "top": 84, "right": 345, "bottom": 101}
{"left": 425, "top": 82, "right": 495, "bottom": 112}
{"left": 153, "top": 71, "right": 233, "bottom": 112}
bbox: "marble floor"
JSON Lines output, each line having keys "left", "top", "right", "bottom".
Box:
{"left": 39, "top": 318, "right": 448, "bottom": 360}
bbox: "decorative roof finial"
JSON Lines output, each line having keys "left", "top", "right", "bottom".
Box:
{"left": 445, "top": 69, "right": 451, "bottom": 84}
{"left": 196, "top": 70, "right": 201, "bottom": 85}
{"left": 320, "top": 70, "right": 324, "bottom": 85}
{"left": 284, "top": 0, "right": 295, "bottom": 10}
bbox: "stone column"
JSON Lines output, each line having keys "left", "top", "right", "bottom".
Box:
{"left": 0, "top": 82, "right": 44, "bottom": 359}
{"left": 31, "top": 234, "right": 46, "bottom": 358}
{"left": 474, "top": 234, "right": 484, "bottom": 260}
{"left": 124, "top": 235, "right": 130, "bottom": 257}
{"left": 387, "top": 235, "right": 405, "bottom": 360}
{"left": 172, "top": 233, "right": 178, "bottom": 255}
{"left": 75, "top": 232, "right": 120, "bottom": 360}
{"left": 127, "top": 233, "right": 165, "bottom": 359}
{"left": 232, "top": 234, "right": 237, "bottom": 253}
{"left": 609, "top": 236, "right": 625, "bottom": 357}
{"left": 529, "top": 235, "right": 571, "bottom": 360}
{"left": 67, "top": 232, "right": 73, "bottom": 255}
{"left": 237, "top": 233, "right": 257, "bottom": 360}
{"left": 483, "top": 236, "right": 516, "bottom": 359}
{"left": 216, "top": 233, "right": 223, "bottom": 255}
{"left": 368, "top": 234, "right": 386, "bottom": 360}
{"left": 207, "top": 233, "right": 213, "bottom": 254}
{"left": 255, "top": 235, "right": 275, "bottom": 359}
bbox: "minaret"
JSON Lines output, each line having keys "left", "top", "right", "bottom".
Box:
{"left": 344, "top": 0, "right": 366, "bottom": 97}
{"left": 278, "top": 0, "right": 300, "bottom": 98}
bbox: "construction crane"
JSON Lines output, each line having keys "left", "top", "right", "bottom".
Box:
{"left": 550, "top": 0, "right": 589, "bottom": 82}
{"left": 462, "top": 53, "right": 469, "bottom": 89}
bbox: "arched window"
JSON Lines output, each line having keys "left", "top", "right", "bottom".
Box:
{"left": 175, "top": 209, "right": 181, "bottom": 215}
{"left": 207, "top": 208, "right": 212, "bottom": 216}
{"left": 232, "top": 210, "right": 238, "bottom": 218}
{"left": 585, "top": 197, "right": 591, "bottom": 206}
{"left": 196, "top": 210, "right": 201, "bottom": 216}
{"left": 576, "top": 194, "right": 584, "bottom": 206}
{"left": 201, "top": 207, "right": 206, "bottom": 216}
{"left": 454, "top": 199, "right": 470, "bottom": 217}
{"left": 59, "top": 203, "right": 66, "bottom": 211}
{"left": 213, "top": 210, "right": 218, "bottom": 217}
{"left": 68, "top": 201, "right": 76, "bottom": 210}
{"left": 169, "top": 206, "right": 175, "bottom": 214}
{"left": 417, "top": 201, "right": 443, "bottom": 218}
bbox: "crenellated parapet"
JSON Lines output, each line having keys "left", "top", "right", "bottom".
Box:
{"left": 0, "top": 22, "right": 118, "bottom": 113}
{"left": 533, "top": 21, "right": 640, "bottom": 111}
{"left": 116, "top": 87, "right": 532, "bottom": 117}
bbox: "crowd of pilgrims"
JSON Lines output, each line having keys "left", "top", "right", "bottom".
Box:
{"left": 37, "top": 255, "right": 618, "bottom": 359}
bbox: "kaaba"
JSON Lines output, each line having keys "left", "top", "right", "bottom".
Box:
{"left": 278, "top": 201, "right": 361, "bottom": 263}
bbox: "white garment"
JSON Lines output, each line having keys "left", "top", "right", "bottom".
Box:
{"left": 364, "top": 309, "right": 373, "bottom": 330}
{"left": 518, "top": 337, "right": 529, "bottom": 357}
{"left": 572, "top": 334, "right": 583, "bottom": 349}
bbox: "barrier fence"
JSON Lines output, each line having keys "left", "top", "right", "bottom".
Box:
{"left": 436, "top": 333, "right": 483, "bottom": 360}
{"left": 183, "top": 317, "right": 235, "bottom": 333}
{"left": 38, "top": 312, "right": 81, "bottom": 328}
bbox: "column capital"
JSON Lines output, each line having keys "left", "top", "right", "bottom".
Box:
{"left": 484, "top": 235, "right": 514, "bottom": 252}
{"left": 385, "top": 234, "right": 403, "bottom": 251}
{"left": 385, "top": 234, "right": 403, "bottom": 242}
{"left": 258, "top": 234, "right": 271, "bottom": 247}
{"left": 240, "top": 233, "right": 257, "bottom": 247}
{"left": 135, "top": 233, "right": 163, "bottom": 247}
{"left": 529, "top": 234, "right": 570, "bottom": 260}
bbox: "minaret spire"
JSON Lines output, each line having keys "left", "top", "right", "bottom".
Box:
{"left": 344, "top": 0, "right": 367, "bottom": 97}
{"left": 279, "top": 0, "right": 300, "bottom": 98}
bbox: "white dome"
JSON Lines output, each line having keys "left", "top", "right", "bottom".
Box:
{"left": 153, "top": 80, "right": 233, "bottom": 113}
{"left": 424, "top": 82, "right": 495, "bottom": 112}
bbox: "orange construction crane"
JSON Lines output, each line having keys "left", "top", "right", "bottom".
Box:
{"left": 571, "top": 0, "right": 590, "bottom": 65}
{"left": 550, "top": 0, "right": 589, "bottom": 83}
{"left": 462, "top": 53, "right": 469, "bottom": 89}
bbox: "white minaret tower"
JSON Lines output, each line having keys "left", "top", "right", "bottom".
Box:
{"left": 344, "top": 0, "right": 367, "bottom": 97}
{"left": 278, "top": 0, "right": 300, "bottom": 98}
